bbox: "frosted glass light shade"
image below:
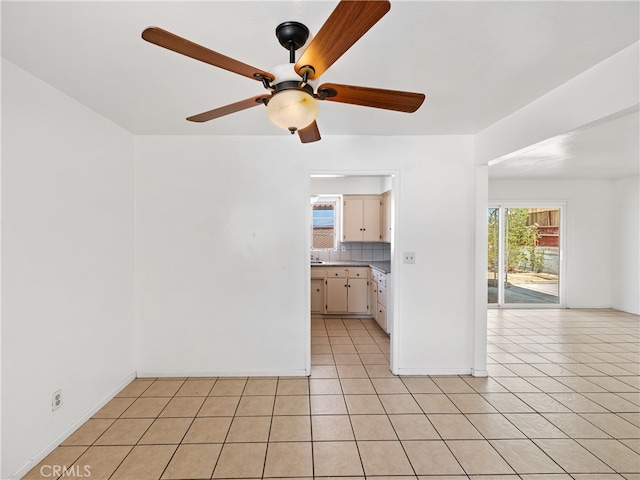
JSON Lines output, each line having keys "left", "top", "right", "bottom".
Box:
{"left": 267, "top": 89, "right": 318, "bottom": 132}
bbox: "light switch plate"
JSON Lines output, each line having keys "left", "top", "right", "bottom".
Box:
{"left": 403, "top": 252, "right": 415, "bottom": 264}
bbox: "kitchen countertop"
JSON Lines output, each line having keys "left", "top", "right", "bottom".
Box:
{"left": 310, "top": 260, "right": 391, "bottom": 274}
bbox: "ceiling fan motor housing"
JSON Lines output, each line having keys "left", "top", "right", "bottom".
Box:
{"left": 268, "top": 63, "right": 318, "bottom": 92}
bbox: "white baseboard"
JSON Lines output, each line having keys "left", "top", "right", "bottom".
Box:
{"left": 136, "top": 369, "right": 309, "bottom": 378}
{"left": 9, "top": 372, "right": 136, "bottom": 480}
{"left": 394, "top": 368, "right": 473, "bottom": 376}
{"left": 471, "top": 369, "right": 489, "bottom": 377}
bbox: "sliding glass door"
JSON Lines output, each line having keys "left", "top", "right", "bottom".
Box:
{"left": 488, "top": 205, "right": 563, "bottom": 307}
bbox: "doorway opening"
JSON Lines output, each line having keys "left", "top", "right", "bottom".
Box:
{"left": 308, "top": 173, "right": 396, "bottom": 375}
{"left": 488, "top": 205, "right": 564, "bottom": 307}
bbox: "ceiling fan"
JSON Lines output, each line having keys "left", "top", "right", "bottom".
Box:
{"left": 142, "top": 0, "right": 425, "bottom": 143}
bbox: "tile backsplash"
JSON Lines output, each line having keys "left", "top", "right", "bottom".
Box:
{"left": 311, "top": 242, "right": 391, "bottom": 262}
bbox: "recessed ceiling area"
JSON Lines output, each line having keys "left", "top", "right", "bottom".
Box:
{"left": 489, "top": 110, "right": 640, "bottom": 180}
{"left": 2, "top": 1, "right": 638, "bottom": 137}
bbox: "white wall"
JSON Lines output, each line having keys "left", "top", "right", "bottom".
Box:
{"left": 310, "top": 175, "right": 389, "bottom": 195}
{"left": 612, "top": 176, "right": 640, "bottom": 315}
{"left": 489, "top": 179, "right": 614, "bottom": 308}
{"left": 1, "top": 60, "right": 135, "bottom": 479}
{"left": 135, "top": 135, "right": 481, "bottom": 377}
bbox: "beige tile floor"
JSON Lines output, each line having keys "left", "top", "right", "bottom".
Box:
{"left": 25, "top": 309, "right": 639, "bottom": 479}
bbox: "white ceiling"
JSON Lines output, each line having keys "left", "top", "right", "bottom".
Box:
{"left": 490, "top": 109, "right": 640, "bottom": 180}
{"left": 2, "top": 1, "right": 639, "bottom": 178}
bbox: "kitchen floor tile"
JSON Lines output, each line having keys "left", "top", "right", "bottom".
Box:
{"left": 372, "top": 377, "right": 410, "bottom": 394}
{"left": 312, "top": 441, "right": 364, "bottom": 476}
{"left": 273, "top": 394, "right": 310, "bottom": 415}
{"left": 345, "top": 394, "right": 386, "bottom": 414}
{"left": 340, "top": 378, "right": 376, "bottom": 394}
{"left": 401, "top": 376, "right": 441, "bottom": 393}
{"left": 389, "top": 414, "right": 440, "bottom": 440}
{"left": 490, "top": 439, "right": 565, "bottom": 474}
{"left": 22, "top": 447, "right": 88, "bottom": 480}
{"left": 542, "top": 413, "right": 611, "bottom": 438}
{"left": 379, "top": 394, "right": 423, "bottom": 414}
{"left": 446, "top": 439, "right": 515, "bottom": 475}
{"left": 226, "top": 415, "right": 271, "bottom": 442}
{"left": 276, "top": 378, "right": 309, "bottom": 395}
{"left": 515, "top": 393, "right": 573, "bottom": 413}
{"left": 428, "top": 414, "right": 483, "bottom": 439}
{"left": 402, "top": 440, "right": 465, "bottom": 475}
{"left": 92, "top": 397, "right": 136, "bottom": 418}
{"left": 413, "top": 393, "right": 460, "bottom": 413}
{"left": 235, "top": 395, "right": 275, "bottom": 416}
{"left": 158, "top": 396, "right": 205, "bottom": 417}
{"left": 138, "top": 417, "right": 192, "bottom": 445}
{"left": 351, "top": 414, "right": 397, "bottom": 440}
{"left": 310, "top": 378, "right": 343, "bottom": 394}
{"left": 581, "top": 413, "right": 640, "bottom": 438}
{"left": 448, "top": 393, "right": 498, "bottom": 413}
{"left": 269, "top": 415, "right": 311, "bottom": 441}
{"left": 466, "top": 413, "right": 527, "bottom": 439}
{"left": 62, "top": 419, "right": 115, "bottom": 446}
{"left": 110, "top": 445, "right": 176, "bottom": 480}
{"left": 212, "top": 442, "right": 267, "bottom": 479}
{"left": 432, "top": 377, "right": 476, "bottom": 393}
{"left": 577, "top": 439, "right": 640, "bottom": 473}
{"left": 141, "top": 380, "right": 184, "bottom": 397}
{"left": 68, "top": 445, "right": 132, "bottom": 480}
{"left": 197, "top": 396, "right": 240, "bottom": 416}
{"left": 161, "top": 444, "right": 221, "bottom": 479}
{"left": 121, "top": 397, "right": 171, "bottom": 418}
{"left": 337, "top": 364, "right": 369, "bottom": 378}
{"left": 357, "top": 440, "right": 414, "bottom": 476}
{"left": 533, "top": 438, "right": 615, "bottom": 473}
{"left": 94, "top": 418, "right": 154, "bottom": 445}
{"left": 182, "top": 416, "right": 232, "bottom": 443}
{"left": 263, "top": 442, "right": 313, "bottom": 477}
{"left": 175, "top": 379, "right": 215, "bottom": 397}
{"left": 310, "top": 394, "right": 348, "bottom": 415}
{"left": 311, "top": 414, "right": 355, "bottom": 441}
{"left": 244, "top": 378, "right": 278, "bottom": 396}
{"left": 116, "top": 379, "right": 155, "bottom": 397}
{"left": 481, "top": 393, "right": 536, "bottom": 413}
{"left": 209, "top": 378, "right": 247, "bottom": 396}
{"left": 504, "top": 413, "right": 569, "bottom": 438}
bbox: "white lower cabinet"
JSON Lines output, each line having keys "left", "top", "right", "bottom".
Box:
{"left": 312, "top": 266, "right": 388, "bottom": 323}
{"left": 325, "top": 267, "right": 370, "bottom": 314}
{"left": 311, "top": 278, "right": 324, "bottom": 314}
{"left": 374, "top": 269, "right": 388, "bottom": 332}
{"left": 369, "top": 270, "right": 379, "bottom": 320}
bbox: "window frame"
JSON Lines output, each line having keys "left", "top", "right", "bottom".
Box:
{"left": 310, "top": 195, "right": 341, "bottom": 251}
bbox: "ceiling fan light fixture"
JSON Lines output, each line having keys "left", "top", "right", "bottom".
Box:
{"left": 266, "top": 88, "right": 318, "bottom": 133}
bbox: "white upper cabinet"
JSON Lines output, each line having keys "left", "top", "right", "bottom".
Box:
{"left": 342, "top": 195, "right": 381, "bottom": 242}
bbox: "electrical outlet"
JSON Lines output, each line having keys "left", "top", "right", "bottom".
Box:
{"left": 52, "top": 389, "right": 62, "bottom": 411}
{"left": 403, "top": 252, "right": 416, "bottom": 264}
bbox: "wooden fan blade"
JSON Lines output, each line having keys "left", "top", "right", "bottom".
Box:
{"left": 186, "top": 95, "right": 270, "bottom": 123}
{"left": 142, "top": 27, "right": 274, "bottom": 82}
{"left": 295, "top": 1, "right": 390, "bottom": 79}
{"left": 318, "top": 83, "right": 425, "bottom": 113}
{"left": 298, "top": 121, "right": 321, "bottom": 143}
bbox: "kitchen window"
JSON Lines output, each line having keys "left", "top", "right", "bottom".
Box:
{"left": 311, "top": 197, "right": 339, "bottom": 250}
